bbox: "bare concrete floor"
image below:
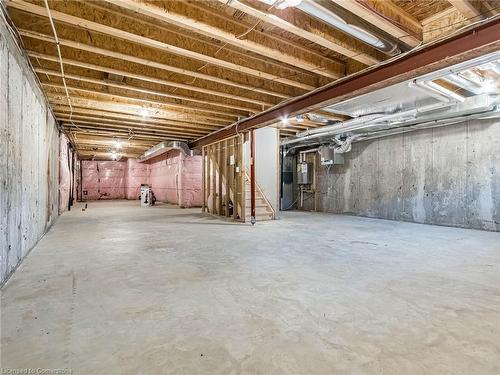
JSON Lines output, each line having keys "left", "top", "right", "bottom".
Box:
{"left": 1, "top": 200, "right": 499, "bottom": 374}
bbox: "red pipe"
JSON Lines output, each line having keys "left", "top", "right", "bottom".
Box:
{"left": 250, "top": 129, "right": 256, "bottom": 222}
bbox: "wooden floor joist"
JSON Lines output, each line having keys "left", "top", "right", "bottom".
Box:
{"left": 4, "top": 0, "right": 483, "bottom": 158}
{"left": 28, "top": 51, "right": 273, "bottom": 109}
{"left": 106, "top": 0, "right": 344, "bottom": 79}
{"left": 48, "top": 98, "right": 228, "bottom": 126}
{"left": 190, "top": 17, "right": 500, "bottom": 148}
{"left": 52, "top": 107, "right": 222, "bottom": 130}
{"left": 20, "top": 29, "right": 291, "bottom": 100}
{"left": 219, "top": 0, "right": 381, "bottom": 66}
{"left": 36, "top": 67, "right": 256, "bottom": 114}
{"left": 7, "top": 0, "right": 316, "bottom": 90}
{"left": 43, "top": 84, "right": 237, "bottom": 122}
{"left": 55, "top": 113, "right": 218, "bottom": 135}
{"left": 330, "top": 0, "right": 422, "bottom": 47}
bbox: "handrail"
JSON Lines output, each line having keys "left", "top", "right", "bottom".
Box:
{"left": 244, "top": 171, "right": 276, "bottom": 219}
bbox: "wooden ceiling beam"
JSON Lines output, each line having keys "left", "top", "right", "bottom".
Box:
{"left": 52, "top": 106, "right": 220, "bottom": 130}
{"left": 55, "top": 113, "right": 218, "bottom": 135}
{"left": 35, "top": 67, "right": 254, "bottom": 115}
{"left": 62, "top": 121, "right": 195, "bottom": 140}
{"left": 68, "top": 128, "right": 167, "bottom": 141}
{"left": 43, "top": 85, "right": 236, "bottom": 122}
{"left": 190, "top": 17, "right": 500, "bottom": 148}
{"left": 106, "top": 0, "right": 343, "bottom": 79}
{"left": 85, "top": 0, "right": 325, "bottom": 81}
{"left": 19, "top": 29, "right": 290, "bottom": 100}
{"left": 75, "top": 143, "right": 153, "bottom": 152}
{"left": 76, "top": 144, "right": 150, "bottom": 154}
{"left": 185, "top": 0, "right": 345, "bottom": 66}
{"left": 220, "top": 0, "right": 381, "bottom": 66}
{"left": 7, "top": 0, "right": 315, "bottom": 90}
{"left": 330, "top": 0, "right": 422, "bottom": 47}
{"left": 74, "top": 136, "right": 155, "bottom": 148}
{"left": 448, "top": 0, "right": 484, "bottom": 19}
{"left": 77, "top": 150, "right": 141, "bottom": 159}
{"left": 48, "top": 97, "right": 226, "bottom": 126}
{"left": 28, "top": 50, "right": 272, "bottom": 109}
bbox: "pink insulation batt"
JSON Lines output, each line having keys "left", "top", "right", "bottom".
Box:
{"left": 148, "top": 150, "right": 203, "bottom": 207}
{"left": 81, "top": 161, "right": 126, "bottom": 200}
{"left": 80, "top": 151, "right": 202, "bottom": 207}
{"left": 125, "top": 159, "right": 149, "bottom": 200}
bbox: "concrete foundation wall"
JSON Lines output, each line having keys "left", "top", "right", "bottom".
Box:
{"left": 316, "top": 119, "right": 500, "bottom": 231}
{"left": 0, "top": 20, "right": 60, "bottom": 285}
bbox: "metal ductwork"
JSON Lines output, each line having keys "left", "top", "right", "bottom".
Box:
{"left": 137, "top": 141, "right": 192, "bottom": 163}
{"left": 282, "top": 95, "right": 498, "bottom": 148}
{"left": 258, "top": 0, "right": 400, "bottom": 55}
{"left": 282, "top": 52, "right": 499, "bottom": 151}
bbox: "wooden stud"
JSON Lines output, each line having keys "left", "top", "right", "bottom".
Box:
{"left": 211, "top": 144, "right": 216, "bottom": 216}
{"left": 224, "top": 139, "right": 229, "bottom": 217}
{"left": 202, "top": 146, "right": 206, "bottom": 213}
{"left": 217, "top": 142, "right": 223, "bottom": 215}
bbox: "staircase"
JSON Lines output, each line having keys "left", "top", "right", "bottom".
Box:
{"left": 244, "top": 175, "right": 274, "bottom": 222}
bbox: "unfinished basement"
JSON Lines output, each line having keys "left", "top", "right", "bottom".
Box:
{"left": 1, "top": 0, "right": 499, "bottom": 373}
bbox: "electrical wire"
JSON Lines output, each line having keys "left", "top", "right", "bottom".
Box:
{"left": 0, "top": 1, "right": 62, "bottom": 129}
{"left": 183, "top": 0, "right": 281, "bottom": 93}
{"left": 42, "top": 0, "right": 82, "bottom": 133}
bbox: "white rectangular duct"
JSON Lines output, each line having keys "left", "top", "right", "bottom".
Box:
{"left": 137, "top": 141, "right": 191, "bottom": 163}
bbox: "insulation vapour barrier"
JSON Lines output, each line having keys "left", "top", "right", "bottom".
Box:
{"left": 125, "top": 159, "right": 149, "bottom": 200}
{"left": 80, "top": 151, "right": 202, "bottom": 207}
{"left": 58, "top": 133, "right": 71, "bottom": 214}
{"left": 81, "top": 161, "right": 126, "bottom": 200}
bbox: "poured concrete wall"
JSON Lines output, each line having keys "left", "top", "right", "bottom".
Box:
{"left": 0, "top": 20, "right": 60, "bottom": 285}
{"left": 316, "top": 119, "right": 500, "bottom": 231}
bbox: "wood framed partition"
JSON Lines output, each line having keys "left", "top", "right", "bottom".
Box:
{"left": 202, "top": 134, "right": 246, "bottom": 221}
